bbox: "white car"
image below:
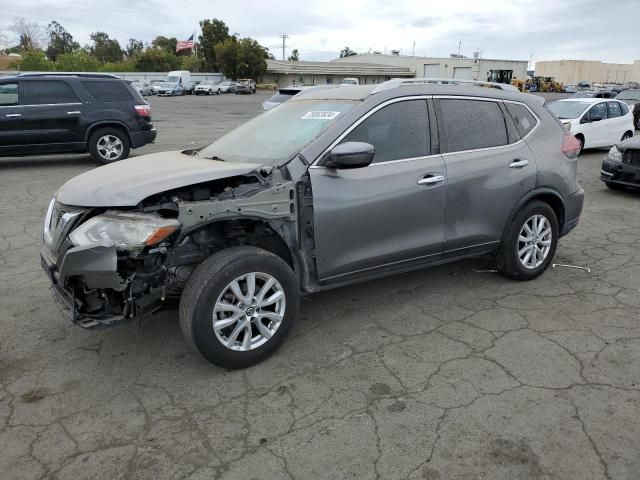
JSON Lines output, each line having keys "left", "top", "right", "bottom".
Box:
{"left": 548, "top": 98, "right": 634, "bottom": 153}
{"left": 194, "top": 80, "right": 221, "bottom": 95}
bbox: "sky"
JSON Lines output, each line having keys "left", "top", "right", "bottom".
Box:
{"left": 1, "top": 0, "right": 638, "bottom": 68}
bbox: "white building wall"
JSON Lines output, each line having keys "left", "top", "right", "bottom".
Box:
{"left": 535, "top": 60, "right": 640, "bottom": 85}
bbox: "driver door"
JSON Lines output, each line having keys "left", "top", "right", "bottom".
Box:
{"left": 309, "top": 98, "right": 446, "bottom": 282}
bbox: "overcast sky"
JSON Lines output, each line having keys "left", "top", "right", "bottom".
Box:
{"left": 1, "top": 0, "right": 638, "bottom": 67}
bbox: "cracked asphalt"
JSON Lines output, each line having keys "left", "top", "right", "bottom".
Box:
{"left": 1, "top": 91, "right": 640, "bottom": 479}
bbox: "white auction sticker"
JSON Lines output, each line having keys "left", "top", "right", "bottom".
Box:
{"left": 301, "top": 111, "right": 341, "bottom": 120}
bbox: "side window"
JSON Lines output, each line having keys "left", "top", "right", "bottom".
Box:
{"left": 505, "top": 103, "right": 537, "bottom": 138}
{"left": 607, "top": 101, "right": 622, "bottom": 118}
{"left": 620, "top": 102, "right": 629, "bottom": 115}
{"left": 0, "top": 83, "right": 18, "bottom": 106}
{"left": 588, "top": 102, "right": 607, "bottom": 120}
{"left": 22, "top": 80, "right": 80, "bottom": 105}
{"left": 82, "top": 81, "right": 133, "bottom": 102}
{"left": 439, "top": 99, "right": 508, "bottom": 152}
{"left": 341, "top": 100, "right": 429, "bottom": 163}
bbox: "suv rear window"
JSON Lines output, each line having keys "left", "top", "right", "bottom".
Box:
{"left": 82, "top": 81, "right": 133, "bottom": 102}
{"left": 505, "top": 103, "right": 537, "bottom": 138}
{"left": 439, "top": 99, "right": 508, "bottom": 152}
{"left": 22, "top": 80, "right": 79, "bottom": 105}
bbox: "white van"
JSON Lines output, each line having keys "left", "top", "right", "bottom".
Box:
{"left": 166, "top": 70, "right": 193, "bottom": 94}
{"left": 340, "top": 78, "right": 359, "bottom": 86}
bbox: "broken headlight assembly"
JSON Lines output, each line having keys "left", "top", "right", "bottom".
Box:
{"left": 69, "top": 211, "right": 180, "bottom": 250}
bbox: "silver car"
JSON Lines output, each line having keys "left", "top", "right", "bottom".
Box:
{"left": 131, "top": 81, "right": 154, "bottom": 96}
{"left": 41, "top": 79, "right": 583, "bottom": 369}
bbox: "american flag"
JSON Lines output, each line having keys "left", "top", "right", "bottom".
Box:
{"left": 176, "top": 33, "right": 195, "bottom": 52}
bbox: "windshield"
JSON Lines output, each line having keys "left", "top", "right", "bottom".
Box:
{"left": 616, "top": 90, "right": 640, "bottom": 101}
{"left": 200, "top": 99, "right": 356, "bottom": 164}
{"left": 200, "top": 81, "right": 213, "bottom": 86}
{"left": 220, "top": 81, "right": 232, "bottom": 86}
{"left": 266, "top": 92, "right": 297, "bottom": 104}
{"left": 166, "top": 76, "right": 180, "bottom": 83}
{"left": 548, "top": 101, "right": 591, "bottom": 119}
{"left": 341, "top": 79, "right": 357, "bottom": 85}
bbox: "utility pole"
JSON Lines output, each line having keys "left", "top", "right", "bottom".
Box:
{"left": 458, "top": 41, "right": 461, "bottom": 57}
{"left": 280, "top": 34, "right": 289, "bottom": 61}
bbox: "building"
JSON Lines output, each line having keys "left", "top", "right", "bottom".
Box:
{"left": 535, "top": 59, "right": 640, "bottom": 85}
{"left": 263, "top": 59, "right": 414, "bottom": 87}
{"left": 331, "top": 53, "right": 529, "bottom": 83}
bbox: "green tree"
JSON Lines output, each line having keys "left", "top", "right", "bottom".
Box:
{"left": 125, "top": 38, "right": 144, "bottom": 59}
{"left": 134, "top": 48, "right": 179, "bottom": 72}
{"left": 288, "top": 48, "right": 299, "bottom": 62}
{"left": 339, "top": 46, "right": 357, "bottom": 58}
{"left": 151, "top": 36, "right": 177, "bottom": 54}
{"left": 214, "top": 37, "right": 238, "bottom": 78}
{"left": 199, "top": 18, "right": 229, "bottom": 71}
{"left": 101, "top": 58, "right": 136, "bottom": 72}
{"left": 236, "top": 38, "right": 268, "bottom": 79}
{"left": 55, "top": 50, "right": 101, "bottom": 71}
{"left": 180, "top": 54, "right": 205, "bottom": 72}
{"left": 46, "top": 21, "right": 79, "bottom": 61}
{"left": 9, "top": 50, "right": 52, "bottom": 70}
{"left": 89, "top": 31, "right": 123, "bottom": 63}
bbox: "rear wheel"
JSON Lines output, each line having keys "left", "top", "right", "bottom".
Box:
{"left": 88, "top": 127, "right": 130, "bottom": 164}
{"left": 575, "top": 134, "right": 585, "bottom": 155}
{"left": 497, "top": 201, "right": 559, "bottom": 281}
{"left": 179, "top": 246, "right": 300, "bottom": 369}
{"left": 621, "top": 131, "right": 633, "bottom": 141}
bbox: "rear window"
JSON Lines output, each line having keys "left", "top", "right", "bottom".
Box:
{"left": 505, "top": 103, "right": 537, "bottom": 138}
{"left": 439, "top": 99, "right": 508, "bottom": 152}
{"left": 22, "top": 80, "right": 79, "bottom": 105}
{"left": 82, "top": 81, "right": 133, "bottom": 102}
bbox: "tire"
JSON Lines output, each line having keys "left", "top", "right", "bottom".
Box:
{"left": 621, "top": 131, "right": 633, "bottom": 141}
{"left": 575, "top": 134, "right": 584, "bottom": 155}
{"left": 88, "top": 127, "right": 130, "bottom": 164}
{"left": 179, "top": 246, "right": 300, "bottom": 369}
{"left": 497, "top": 201, "right": 559, "bottom": 281}
{"left": 217, "top": 89, "right": 221, "bottom": 95}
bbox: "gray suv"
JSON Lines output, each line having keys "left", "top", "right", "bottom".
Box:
{"left": 40, "top": 79, "right": 584, "bottom": 368}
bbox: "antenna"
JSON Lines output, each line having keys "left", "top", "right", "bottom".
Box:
{"left": 280, "top": 34, "right": 289, "bottom": 61}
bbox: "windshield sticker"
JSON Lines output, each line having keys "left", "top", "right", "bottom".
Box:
{"left": 301, "top": 111, "right": 342, "bottom": 120}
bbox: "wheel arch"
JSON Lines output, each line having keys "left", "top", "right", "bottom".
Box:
{"left": 502, "top": 188, "right": 566, "bottom": 241}
{"left": 85, "top": 121, "right": 131, "bottom": 145}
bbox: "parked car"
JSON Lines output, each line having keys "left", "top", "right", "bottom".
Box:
{"left": 40, "top": 79, "right": 583, "bottom": 368}
{"left": 548, "top": 98, "right": 634, "bottom": 154}
{"left": 235, "top": 79, "right": 256, "bottom": 94}
{"left": 155, "top": 82, "right": 185, "bottom": 96}
{"left": 614, "top": 88, "right": 640, "bottom": 129}
{"left": 217, "top": 81, "right": 237, "bottom": 93}
{"left": 601, "top": 135, "right": 640, "bottom": 190}
{"left": 572, "top": 90, "right": 616, "bottom": 99}
{"left": 340, "top": 78, "right": 359, "bottom": 85}
{"left": 0, "top": 73, "right": 156, "bottom": 164}
{"left": 131, "top": 80, "right": 154, "bottom": 96}
{"left": 564, "top": 84, "right": 578, "bottom": 93}
{"left": 262, "top": 85, "right": 339, "bottom": 110}
{"left": 194, "top": 80, "right": 221, "bottom": 95}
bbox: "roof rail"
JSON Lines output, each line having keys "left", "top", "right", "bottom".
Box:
{"left": 17, "top": 72, "right": 121, "bottom": 79}
{"left": 371, "top": 77, "right": 520, "bottom": 94}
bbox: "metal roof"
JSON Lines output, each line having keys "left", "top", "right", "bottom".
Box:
{"left": 266, "top": 60, "right": 414, "bottom": 77}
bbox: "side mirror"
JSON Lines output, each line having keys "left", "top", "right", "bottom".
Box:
{"left": 325, "top": 142, "right": 375, "bottom": 169}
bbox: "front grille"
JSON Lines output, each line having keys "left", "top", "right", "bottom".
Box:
{"left": 623, "top": 150, "right": 640, "bottom": 167}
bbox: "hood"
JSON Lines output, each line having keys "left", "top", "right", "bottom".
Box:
{"left": 56, "top": 151, "right": 264, "bottom": 207}
{"left": 618, "top": 136, "right": 640, "bottom": 153}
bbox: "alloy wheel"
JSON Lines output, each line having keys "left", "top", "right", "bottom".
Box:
{"left": 212, "top": 272, "right": 286, "bottom": 351}
{"left": 96, "top": 135, "right": 124, "bottom": 161}
{"left": 518, "top": 214, "right": 552, "bottom": 269}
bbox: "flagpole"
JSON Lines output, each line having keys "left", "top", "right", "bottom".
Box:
{"left": 194, "top": 28, "right": 198, "bottom": 73}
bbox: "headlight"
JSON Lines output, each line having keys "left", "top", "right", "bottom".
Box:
{"left": 607, "top": 145, "right": 623, "bottom": 162}
{"left": 562, "top": 122, "right": 572, "bottom": 132}
{"left": 69, "top": 211, "right": 179, "bottom": 250}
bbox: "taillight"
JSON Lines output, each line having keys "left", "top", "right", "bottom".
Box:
{"left": 561, "top": 133, "right": 581, "bottom": 158}
{"left": 135, "top": 104, "right": 152, "bottom": 117}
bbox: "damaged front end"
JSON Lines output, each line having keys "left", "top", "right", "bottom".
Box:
{"left": 41, "top": 168, "right": 298, "bottom": 329}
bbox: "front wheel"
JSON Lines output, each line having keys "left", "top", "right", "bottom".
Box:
{"left": 179, "top": 246, "right": 300, "bottom": 369}
{"left": 497, "top": 201, "right": 559, "bottom": 280}
{"left": 88, "top": 127, "right": 130, "bottom": 164}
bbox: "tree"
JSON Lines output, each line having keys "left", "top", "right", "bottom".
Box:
{"left": 10, "top": 18, "right": 46, "bottom": 51}
{"left": 134, "top": 48, "right": 179, "bottom": 72}
{"left": 55, "top": 51, "right": 101, "bottom": 71}
{"left": 339, "top": 46, "right": 357, "bottom": 58}
{"left": 125, "top": 38, "right": 144, "bottom": 59}
{"left": 235, "top": 38, "right": 268, "bottom": 79}
{"left": 46, "top": 21, "right": 79, "bottom": 61}
{"left": 214, "top": 37, "right": 238, "bottom": 79}
{"left": 151, "top": 36, "right": 177, "bottom": 54}
{"left": 199, "top": 18, "right": 229, "bottom": 71}
{"left": 288, "top": 48, "right": 299, "bottom": 62}
{"left": 9, "top": 50, "right": 52, "bottom": 71}
{"left": 89, "top": 31, "right": 123, "bottom": 63}
{"left": 0, "top": 32, "right": 9, "bottom": 54}
{"left": 180, "top": 54, "right": 205, "bottom": 72}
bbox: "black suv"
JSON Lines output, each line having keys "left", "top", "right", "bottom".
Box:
{"left": 0, "top": 74, "right": 156, "bottom": 163}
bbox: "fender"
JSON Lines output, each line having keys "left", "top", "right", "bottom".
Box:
{"left": 84, "top": 120, "right": 132, "bottom": 144}
{"left": 501, "top": 187, "right": 566, "bottom": 241}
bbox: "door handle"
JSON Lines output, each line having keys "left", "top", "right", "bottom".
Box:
{"left": 509, "top": 159, "right": 529, "bottom": 168}
{"left": 5, "top": 113, "right": 21, "bottom": 118}
{"left": 418, "top": 174, "right": 445, "bottom": 186}
{"left": 66, "top": 111, "right": 81, "bottom": 115}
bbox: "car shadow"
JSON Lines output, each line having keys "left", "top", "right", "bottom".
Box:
{"left": 0, "top": 154, "right": 97, "bottom": 169}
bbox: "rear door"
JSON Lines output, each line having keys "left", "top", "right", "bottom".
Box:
{"left": 0, "top": 81, "right": 29, "bottom": 154}
{"left": 607, "top": 101, "right": 630, "bottom": 143}
{"left": 20, "top": 79, "right": 85, "bottom": 151}
{"left": 435, "top": 97, "right": 537, "bottom": 254}
{"left": 580, "top": 102, "right": 609, "bottom": 147}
